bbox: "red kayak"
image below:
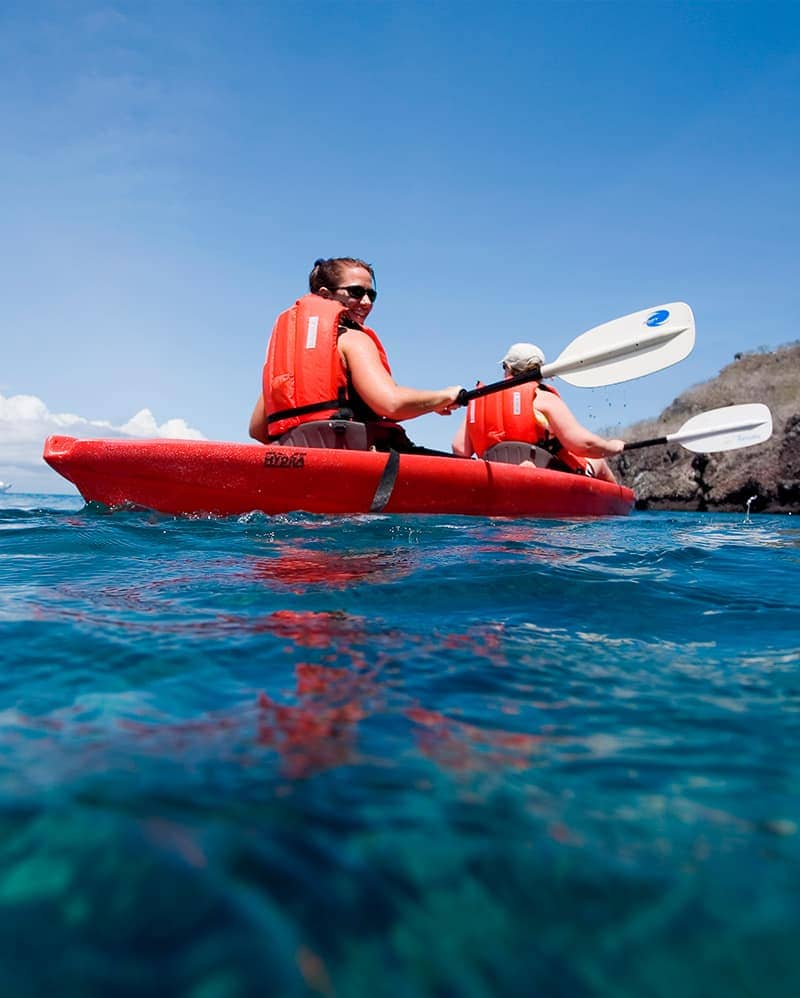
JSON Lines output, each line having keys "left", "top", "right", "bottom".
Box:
{"left": 43, "top": 435, "right": 635, "bottom": 518}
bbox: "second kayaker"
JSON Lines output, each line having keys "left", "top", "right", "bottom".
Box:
{"left": 451, "top": 342, "right": 625, "bottom": 482}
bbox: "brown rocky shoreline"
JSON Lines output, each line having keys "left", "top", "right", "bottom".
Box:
{"left": 610, "top": 342, "right": 800, "bottom": 513}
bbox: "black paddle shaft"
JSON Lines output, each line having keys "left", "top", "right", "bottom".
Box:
{"left": 623, "top": 435, "right": 668, "bottom": 452}
{"left": 456, "top": 366, "right": 542, "bottom": 407}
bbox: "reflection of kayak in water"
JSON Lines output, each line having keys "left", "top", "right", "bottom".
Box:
{"left": 0, "top": 482, "right": 12, "bottom": 493}
{"left": 43, "top": 436, "right": 634, "bottom": 519}
{"left": 251, "top": 544, "right": 416, "bottom": 592}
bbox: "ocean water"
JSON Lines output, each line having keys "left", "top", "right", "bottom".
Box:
{"left": 1, "top": 493, "right": 799, "bottom": 997}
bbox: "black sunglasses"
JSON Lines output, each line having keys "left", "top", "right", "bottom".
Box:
{"left": 334, "top": 285, "right": 377, "bottom": 303}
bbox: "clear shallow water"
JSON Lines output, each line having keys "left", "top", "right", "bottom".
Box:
{"left": 2, "top": 494, "right": 799, "bottom": 997}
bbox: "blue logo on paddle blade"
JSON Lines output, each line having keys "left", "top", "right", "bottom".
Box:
{"left": 645, "top": 309, "right": 670, "bottom": 327}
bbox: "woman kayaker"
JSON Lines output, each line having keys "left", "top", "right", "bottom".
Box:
{"left": 451, "top": 342, "right": 625, "bottom": 483}
{"left": 249, "top": 257, "right": 462, "bottom": 451}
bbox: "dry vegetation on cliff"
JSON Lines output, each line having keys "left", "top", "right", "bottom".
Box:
{"left": 612, "top": 343, "right": 800, "bottom": 513}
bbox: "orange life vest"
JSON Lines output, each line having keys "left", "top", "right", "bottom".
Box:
{"left": 263, "top": 294, "right": 392, "bottom": 439}
{"left": 468, "top": 381, "right": 588, "bottom": 473}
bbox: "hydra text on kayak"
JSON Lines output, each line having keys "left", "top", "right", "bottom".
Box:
{"left": 264, "top": 451, "right": 305, "bottom": 469}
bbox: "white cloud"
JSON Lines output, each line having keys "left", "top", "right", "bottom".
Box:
{"left": 118, "top": 408, "right": 205, "bottom": 440}
{"left": 0, "top": 393, "right": 205, "bottom": 494}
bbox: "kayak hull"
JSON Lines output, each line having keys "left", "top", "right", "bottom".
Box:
{"left": 43, "top": 436, "right": 635, "bottom": 518}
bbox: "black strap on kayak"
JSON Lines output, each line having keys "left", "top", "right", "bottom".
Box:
{"left": 370, "top": 449, "right": 401, "bottom": 513}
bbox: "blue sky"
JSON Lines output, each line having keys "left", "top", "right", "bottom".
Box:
{"left": 2, "top": 0, "right": 798, "bottom": 492}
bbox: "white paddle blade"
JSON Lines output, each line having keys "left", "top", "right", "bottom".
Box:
{"left": 543, "top": 302, "right": 695, "bottom": 388}
{"left": 669, "top": 403, "right": 773, "bottom": 453}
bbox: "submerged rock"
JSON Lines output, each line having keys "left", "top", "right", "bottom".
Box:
{"left": 612, "top": 342, "right": 800, "bottom": 513}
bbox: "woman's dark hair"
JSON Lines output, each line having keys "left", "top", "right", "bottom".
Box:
{"left": 309, "top": 257, "right": 375, "bottom": 294}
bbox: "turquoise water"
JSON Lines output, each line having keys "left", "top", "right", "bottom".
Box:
{"left": 2, "top": 493, "right": 799, "bottom": 997}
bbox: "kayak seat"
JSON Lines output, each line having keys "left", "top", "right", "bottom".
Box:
{"left": 274, "top": 420, "right": 369, "bottom": 450}
{"left": 483, "top": 442, "right": 554, "bottom": 467}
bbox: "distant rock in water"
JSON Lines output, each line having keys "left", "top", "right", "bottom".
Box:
{"left": 611, "top": 342, "right": 800, "bottom": 513}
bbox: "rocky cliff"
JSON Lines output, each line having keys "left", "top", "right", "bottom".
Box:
{"left": 611, "top": 343, "right": 800, "bottom": 513}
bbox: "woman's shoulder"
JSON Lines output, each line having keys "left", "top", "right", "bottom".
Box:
{"left": 534, "top": 385, "right": 557, "bottom": 405}
{"left": 337, "top": 327, "right": 383, "bottom": 369}
{"left": 338, "top": 325, "right": 372, "bottom": 347}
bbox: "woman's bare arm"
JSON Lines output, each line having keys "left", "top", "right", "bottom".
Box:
{"left": 248, "top": 393, "right": 269, "bottom": 443}
{"left": 451, "top": 415, "right": 473, "bottom": 456}
{"left": 535, "top": 391, "right": 624, "bottom": 458}
{"left": 339, "top": 330, "right": 461, "bottom": 420}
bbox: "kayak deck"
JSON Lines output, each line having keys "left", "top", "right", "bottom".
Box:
{"left": 43, "top": 436, "right": 635, "bottom": 518}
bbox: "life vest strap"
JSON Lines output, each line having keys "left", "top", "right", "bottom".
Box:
{"left": 267, "top": 398, "right": 344, "bottom": 425}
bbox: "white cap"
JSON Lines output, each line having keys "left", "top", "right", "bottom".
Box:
{"left": 500, "top": 342, "right": 545, "bottom": 373}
